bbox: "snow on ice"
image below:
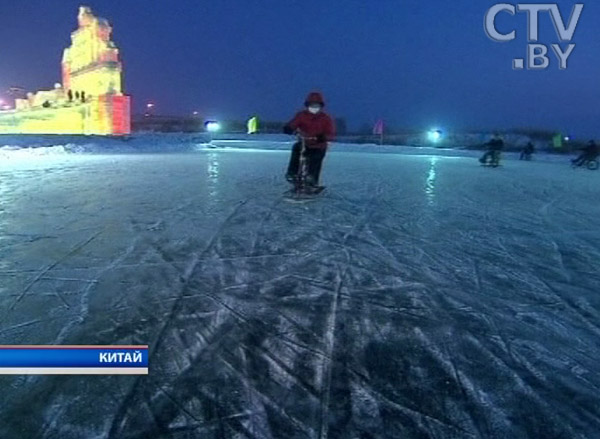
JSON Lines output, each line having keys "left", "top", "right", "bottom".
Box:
{"left": 0, "top": 134, "right": 599, "bottom": 438}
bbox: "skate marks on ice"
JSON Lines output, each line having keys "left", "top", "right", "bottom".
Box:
{"left": 0, "top": 153, "right": 599, "bottom": 438}
{"left": 108, "top": 176, "right": 598, "bottom": 438}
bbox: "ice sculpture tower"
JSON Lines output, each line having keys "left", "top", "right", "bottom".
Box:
{"left": 0, "top": 6, "right": 130, "bottom": 135}
{"left": 61, "top": 6, "right": 130, "bottom": 134}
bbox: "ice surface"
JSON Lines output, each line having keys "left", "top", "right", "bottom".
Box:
{"left": 0, "top": 137, "right": 599, "bottom": 438}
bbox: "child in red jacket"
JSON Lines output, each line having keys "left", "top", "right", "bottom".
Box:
{"left": 283, "top": 92, "right": 335, "bottom": 187}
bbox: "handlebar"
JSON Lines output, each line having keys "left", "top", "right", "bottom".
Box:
{"left": 294, "top": 131, "right": 317, "bottom": 141}
{"left": 297, "top": 135, "right": 317, "bottom": 141}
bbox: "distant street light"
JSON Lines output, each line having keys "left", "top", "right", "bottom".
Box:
{"left": 205, "top": 120, "right": 220, "bottom": 132}
{"left": 428, "top": 129, "right": 443, "bottom": 143}
{"left": 145, "top": 102, "right": 155, "bottom": 118}
{"left": 204, "top": 120, "right": 220, "bottom": 145}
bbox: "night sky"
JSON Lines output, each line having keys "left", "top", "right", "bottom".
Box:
{"left": 1, "top": 0, "right": 599, "bottom": 136}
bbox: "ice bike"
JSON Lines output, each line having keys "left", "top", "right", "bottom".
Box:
{"left": 571, "top": 157, "right": 599, "bottom": 170}
{"left": 480, "top": 150, "right": 502, "bottom": 167}
{"left": 285, "top": 133, "right": 326, "bottom": 201}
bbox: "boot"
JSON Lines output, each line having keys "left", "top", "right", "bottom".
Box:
{"left": 305, "top": 174, "right": 319, "bottom": 188}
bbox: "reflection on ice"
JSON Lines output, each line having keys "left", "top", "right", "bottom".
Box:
{"left": 207, "top": 151, "right": 220, "bottom": 204}
{"left": 207, "top": 152, "right": 219, "bottom": 182}
{"left": 0, "top": 176, "right": 12, "bottom": 267}
{"left": 425, "top": 156, "right": 437, "bottom": 206}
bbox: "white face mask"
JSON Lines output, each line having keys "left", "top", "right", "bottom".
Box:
{"left": 308, "top": 105, "right": 321, "bottom": 114}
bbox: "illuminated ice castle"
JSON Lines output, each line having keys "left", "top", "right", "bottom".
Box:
{"left": 0, "top": 6, "right": 130, "bottom": 135}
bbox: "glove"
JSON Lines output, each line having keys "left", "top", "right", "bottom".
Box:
{"left": 283, "top": 125, "right": 294, "bottom": 135}
{"left": 316, "top": 133, "right": 327, "bottom": 144}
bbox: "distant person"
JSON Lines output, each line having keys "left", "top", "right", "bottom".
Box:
{"left": 479, "top": 134, "right": 504, "bottom": 166}
{"left": 283, "top": 91, "right": 335, "bottom": 188}
{"left": 247, "top": 115, "right": 258, "bottom": 134}
{"left": 520, "top": 141, "right": 535, "bottom": 160}
{"left": 572, "top": 140, "right": 599, "bottom": 167}
{"left": 81, "top": 91, "right": 86, "bottom": 102}
{"left": 75, "top": 91, "right": 80, "bottom": 100}
{"left": 67, "top": 90, "right": 73, "bottom": 102}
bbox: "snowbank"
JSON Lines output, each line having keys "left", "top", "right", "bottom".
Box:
{"left": 0, "top": 133, "right": 577, "bottom": 165}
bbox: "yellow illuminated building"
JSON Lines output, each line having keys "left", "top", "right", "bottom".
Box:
{"left": 0, "top": 6, "right": 130, "bottom": 135}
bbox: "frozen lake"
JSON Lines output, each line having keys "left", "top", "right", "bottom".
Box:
{"left": 1, "top": 144, "right": 599, "bottom": 438}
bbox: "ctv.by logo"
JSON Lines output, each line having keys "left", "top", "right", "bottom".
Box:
{"left": 484, "top": 3, "right": 584, "bottom": 70}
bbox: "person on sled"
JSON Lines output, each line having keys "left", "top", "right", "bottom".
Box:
{"left": 283, "top": 92, "right": 335, "bottom": 188}
{"left": 480, "top": 133, "right": 504, "bottom": 166}
{"left": 572, "top": 140, "right": 599, "bottom": 167}
{"left": 520, "top": 141, "right": 535, "bottom": 160}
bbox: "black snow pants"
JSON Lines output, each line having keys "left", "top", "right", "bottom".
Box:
{"left": 286, "top": 142, "right": 327, "bottom": 185}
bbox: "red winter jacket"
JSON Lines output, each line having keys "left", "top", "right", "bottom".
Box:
{"left": 286, "top": 110, "right": 336, "bottom": 149}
